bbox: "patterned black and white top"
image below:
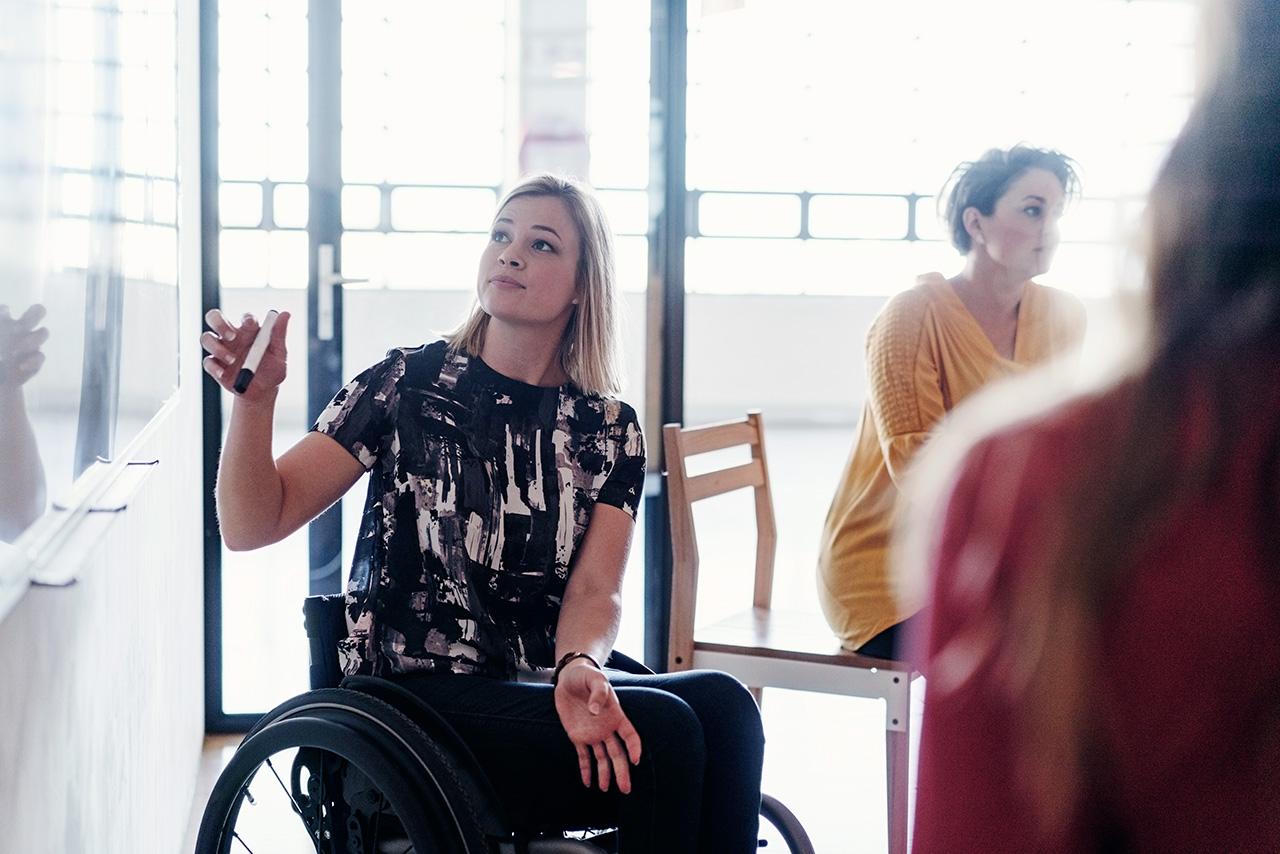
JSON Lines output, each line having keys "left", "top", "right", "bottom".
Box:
{"left": 313, "top": 341, "right": 646, "bottom": 681}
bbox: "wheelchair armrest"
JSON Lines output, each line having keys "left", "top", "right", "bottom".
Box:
{"left": 303, "top": 594, "right": 349, "bottom": 690}
{"left": 603, "top": 649, "right": 654, "bottom": 675}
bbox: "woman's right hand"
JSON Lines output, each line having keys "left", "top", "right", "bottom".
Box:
{"left": 201, "top": 309, "right": 290, "bottom": 403}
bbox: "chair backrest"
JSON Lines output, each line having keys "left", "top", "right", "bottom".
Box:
{"left": 663, "top": 411, "right": 777, "bottom": 672}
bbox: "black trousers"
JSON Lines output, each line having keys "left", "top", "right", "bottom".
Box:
{"left": 396, "top": 668, "right": 766, "bottom": 854}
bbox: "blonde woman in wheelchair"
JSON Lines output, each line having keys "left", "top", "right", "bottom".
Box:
{"left": 202, "top": 172, "right": 766, "bottom": 853}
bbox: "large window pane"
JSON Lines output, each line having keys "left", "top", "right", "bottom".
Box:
{"left": 687, "top": 0, "right": 1196, "bottom": 299}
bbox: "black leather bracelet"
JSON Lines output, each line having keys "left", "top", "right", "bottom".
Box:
{"left": 551, "top": 651, "right": 602, "bottom": 686}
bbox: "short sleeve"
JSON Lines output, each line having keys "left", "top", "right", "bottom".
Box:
{"left": 312, "top": 349, "right": 407, "bottom": 469}
{"left": 593, "top": 401, "right": 646, "bottom": 519}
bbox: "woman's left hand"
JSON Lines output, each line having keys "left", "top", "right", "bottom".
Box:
{"left": 0, "top": 304, "right": 48, "bottom": 388}
{"left": 553, "top": 661, "right": 643, "bottom": 793}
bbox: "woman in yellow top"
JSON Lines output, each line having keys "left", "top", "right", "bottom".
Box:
{"left": 817, "top": 145, "right": 1087, "bottom": 657}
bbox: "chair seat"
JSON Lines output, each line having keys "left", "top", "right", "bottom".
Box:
{"left": 692, "top": 607, "right": 913, "bottom": 730}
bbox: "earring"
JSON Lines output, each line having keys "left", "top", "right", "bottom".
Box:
{"left": 571, "top": 298, "right": 579, "bottom": 305}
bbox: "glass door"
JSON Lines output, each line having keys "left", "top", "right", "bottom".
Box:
{"left": 207, "top": 0, "right": 342, "bottom": 727}
{"left": 204, "top": 0, "right": 652, "bottom": 728}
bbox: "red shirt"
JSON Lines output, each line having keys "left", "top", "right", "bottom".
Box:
{"left": 913, "top": 380, "right": 1280, "bottom": 853}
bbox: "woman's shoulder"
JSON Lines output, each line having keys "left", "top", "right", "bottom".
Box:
{"left": 867, "top": 274, "right": 958, "bottom": 350}
{"left": 902, "top": 272, "right": 953, "bottom": 307}
{"left": 1024, "top": 280, "right": 1087, "bottom": 318}
{"left": 396, "top": 339, "right": 447, "bottom": 362}
{"left": 382, "top": 339, "right": 450, "bottom": 384}
{"left": 875, "top": 273, "right": 951, "bottom": 322}
{"left": 565, "top": 388, "right": 643, "bottom": 431}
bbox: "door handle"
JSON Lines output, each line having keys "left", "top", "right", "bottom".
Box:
{"left": 316, "top": 243, "right": 367, "bottom": 341}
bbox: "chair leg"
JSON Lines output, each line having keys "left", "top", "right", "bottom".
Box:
{"left": 886, "top": 727, "right": 909, "bottom": 854}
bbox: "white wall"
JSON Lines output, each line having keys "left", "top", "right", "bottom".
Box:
{"left": 0, "top": 5, "right": 205, "bottom": 851}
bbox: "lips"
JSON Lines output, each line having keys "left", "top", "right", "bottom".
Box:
{"left": 489, "top": 274, "right": 523, "bottom": 288}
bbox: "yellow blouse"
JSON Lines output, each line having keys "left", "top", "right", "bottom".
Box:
{"left": 817, "top": 272, "right": 1086, "bottom": 651}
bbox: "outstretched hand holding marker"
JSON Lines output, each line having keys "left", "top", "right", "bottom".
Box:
{"left": 201, "top": 308, "right": 291, "bottom": 401}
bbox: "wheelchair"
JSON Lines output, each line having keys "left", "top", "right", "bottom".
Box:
{"left": 197, "top": 595, "right": 815, "bottom": 853}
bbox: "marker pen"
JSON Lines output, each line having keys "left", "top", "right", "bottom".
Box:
{"left": 232, "top": 310, "right": 279, "bottom": 394}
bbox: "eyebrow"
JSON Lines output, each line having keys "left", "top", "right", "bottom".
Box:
{"left": 494, "top": 216, "right": 561, "bottom": 240}
{"left": 1022, "top": 195, "right": 1049, "bottom": 204}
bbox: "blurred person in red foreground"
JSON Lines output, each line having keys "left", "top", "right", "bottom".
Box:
{"left": 908, "top": 0, "right": 1280, "bottom": 850}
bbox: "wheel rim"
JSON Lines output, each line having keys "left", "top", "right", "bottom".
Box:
{"left": 198, "top": 716, "right": 464, "bottom": 854}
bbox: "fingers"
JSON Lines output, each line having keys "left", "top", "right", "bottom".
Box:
{"left": 268, "top": 310, "right": 291, "bottom": 350}
{"left": 617, "top": 718, "right": 643, "bottom": 766}
{"left": 8, "top": 324, "right": 49, "bottom": 360}
{"left": 586, "top": 676, "right": 612, "bottom": 716}
{"left": 0, "top": 303, "right": 47, "bottom": 332}
{"left": 570, "top": 693, "right": 641, "bottom": 793}
{"left": 201, "top": 309, "right": 246, "bottom": 363}
{"left": 202, "top": 308, "right": 269, "bottom": 351}
{"left": 203, "top": 308, "right": 245, "bottom": 341}
{"left": 201, "top": 309, "right": 287, "bottom": 394}
{"left": 0, "top": 305, "right": 50, "bottom": 386}
{"left": 576, "top": 743, "right": 593, "bottom": 789}
{"left": 604, "top": 734, "right": 631, "bottom": 794}
{"left": 578, "top": 734, "right": 633, "bottom": 793}
{"left": 201, "top": 353, "right": 229, "bottom": 386}
{"left": 556, "top": 671, "right": 643, "bottom": 793}
{"left": 17, "top": 303, "right": 47, "bottom": 327}
{"left": 592, "top": 741, "right": 613, "bottom": 791}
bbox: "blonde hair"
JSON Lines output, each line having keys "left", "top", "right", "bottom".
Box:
{"left": 445, "top": 172, "right": 623, "bottom": 396}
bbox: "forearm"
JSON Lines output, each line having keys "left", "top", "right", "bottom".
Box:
{"left": 554, "top": 503, "right": 634, "bottom": 671}
{"left": 215, "top": 392, "right": 286, "bottom": 550}
{"left": 0, "top": 386, "right": 46, "bottom": 542}
{"left": 555, "top": 585, "right": 622, "bottom": 666}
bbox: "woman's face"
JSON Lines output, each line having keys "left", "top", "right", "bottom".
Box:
{"left": 968, "top": 168, "right": 1066, "bottom": 280}
{"left": 477, "top": 194, "right": 582, "bottom": 336}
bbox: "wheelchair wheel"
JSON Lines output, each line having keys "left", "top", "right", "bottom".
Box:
{"left": 196, "top": 689, "right": 491, "bottom": 854}
{"left": 759, "top": 793, "right": 816, "bottom": 854}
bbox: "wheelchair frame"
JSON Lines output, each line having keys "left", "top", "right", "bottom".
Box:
{"left": 196, "top": 595, "right": 815, "bottom": 853}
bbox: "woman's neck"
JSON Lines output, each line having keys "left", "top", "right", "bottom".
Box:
{"left": 949, "top": 258, "right": 1025, "bottom": 359}
{"left": 951, "top": 255, "right": 1026, "bottom": 313}
{"left": 479, "top": 323, "right": 568, "bottom": 387}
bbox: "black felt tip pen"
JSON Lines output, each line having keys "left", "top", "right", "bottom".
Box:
{"left": 232, "top": 310, "right": 279, "bottom": 394}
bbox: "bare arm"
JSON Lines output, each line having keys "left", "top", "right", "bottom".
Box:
{"left": 555, "top": 503, "right": 633, "bottom": 664}
{"left": 552, "top": 502, "right": 644, "bottom": 794}
{"left": 217, "top": 429, "right": 364, "bottom": 551}
{"left": 0, "top": 304, "right": 49, "bottom": 542}
{"left": 202, "top": 309, "right": 364, "bottom": 550}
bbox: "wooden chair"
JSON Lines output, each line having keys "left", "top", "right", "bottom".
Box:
{"left": 663, "top": 410, "right": 915, "bottom": 854}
